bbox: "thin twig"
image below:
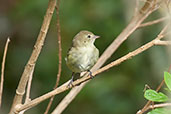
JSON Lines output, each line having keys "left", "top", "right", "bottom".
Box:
{"left": 154, "top": 40, "right": 171, "bottom": 45}
{"left": 9, "top": 0, "right": 56, "bottom": 113}
{"left": 19, "top": 71, "right": 33, "bottom": 114}
{"left": 44, "top": 0, "right": 62, "bottom": 113}
{"left": 16, "top": 25, "right": 170, "bottom": 112}
{"left": 137, "top": 103, "right": 171, "bottom": 114}
{"left": 0, "top": 38, "right": 10, "bottom": 107}
{"left": 148, "top": 103, "right": 171, "bottom": 109}
{"left": 25, "top": 70, "right": 33, "bottom": 103}
{"left": 138, "top": 17, "right": 167, "bottom": 28}
{"left": 55, "top": 0, "right": 62, "bottom": 93}
{"left": 51, "top": 86, "right": 83, "bottom": 114}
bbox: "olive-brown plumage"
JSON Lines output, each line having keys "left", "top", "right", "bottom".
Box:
{"left": 66, "top": 30, "right": 100, "bottom": 86}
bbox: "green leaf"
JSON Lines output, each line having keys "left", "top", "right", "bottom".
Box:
{"left": 144, "top": 89, "right": 168, "bottom": 102}
{"left": 164, "top": 72, "right": 171, "bottom": 91}
{"left": 147, "top": 108, "right": 170, "bottom": 114}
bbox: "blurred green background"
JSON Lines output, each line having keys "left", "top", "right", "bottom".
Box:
{"left": 0, "top": 0, "right": 170, "bottom": 114}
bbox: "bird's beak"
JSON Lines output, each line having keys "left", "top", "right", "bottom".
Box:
{"left": 93, "top": 35, "right": 100, "bottom": 39}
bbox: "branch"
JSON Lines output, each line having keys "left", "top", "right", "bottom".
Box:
{"left": 134, "top": 0, "right": 140, "bottom": 15}
{"left": 9, "top": 0, "right": 56, "bottom": 113}
{"left": 154, "top": 40, "right": 171, "bottom": 45}
{"left": 16, "top": 23, "right": 170, "bottom": 113}
{"left": 55, "top": 0, "right": 62, "bottom": 94}
{"left": 52, "top": 0, "right": 162, "bottom": 113}
{"left": 19, "top": 71, "right": 33, "bottom": 114}
{"left": 0, "top": 38, "right": 10, "bottom": 107}
{"left": 148, "top": 103, "right": 171, "bottom": 109}
{"left": 51, "top": 86, "right": 83, "bottom": 114}
{"left": 25, "top": 71, "right": 33, "bottom": 104}
{"left": 138, "top": 17, "right": 167, "bottom": 28}
{"left": 44, "top": 0, "right": 62, "bottom": 113}
{"left": 137, "top": 103, "right": 171, "bottom": 114}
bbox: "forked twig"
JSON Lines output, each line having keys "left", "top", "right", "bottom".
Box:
{"left": 138, "top": 17, "right": 168, "bottom": 28}
{"left": 9, "top": 0, "right": 56, "bottom": 113}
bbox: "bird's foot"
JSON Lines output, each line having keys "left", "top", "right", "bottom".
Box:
{"left": 67, "top": 73, "right": 75, "bottom": 88}
{"left": 67, "top": 79, "right": 74, "bottom": 88}
{"left": 87, "top": 70, "right": 94, "bottom": 79}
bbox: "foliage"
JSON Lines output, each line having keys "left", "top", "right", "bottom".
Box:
{"left": 144, "top": 72, "right": 171, "bottom": 114}
{"left": 144, "top": 89, "right": 168, "bottom": 102}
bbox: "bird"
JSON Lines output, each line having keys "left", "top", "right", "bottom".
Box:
{"left": 66, "top": 30, "right": 100, "bottom": 87}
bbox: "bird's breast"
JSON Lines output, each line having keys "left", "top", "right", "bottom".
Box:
{"left": 66, "top": 45, "right": 99, "bottom": 73}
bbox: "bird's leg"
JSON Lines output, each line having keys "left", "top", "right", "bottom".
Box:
{"left": 87, "top": 70, "right": 94, "bottom": 79}
{"left": 67, "top": 72, "right": 75, "bottom": 88}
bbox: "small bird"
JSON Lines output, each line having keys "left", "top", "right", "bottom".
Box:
{"left": 66, "top": 30, "right": 100, "bottom": 87}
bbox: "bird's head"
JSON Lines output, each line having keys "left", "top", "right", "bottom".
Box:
{"left": 73, "top": 30, "right": 100, "bottom": 47}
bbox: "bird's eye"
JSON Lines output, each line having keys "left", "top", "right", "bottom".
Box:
{"left": 87, "top": 35, "right": 91, "bottom": 38}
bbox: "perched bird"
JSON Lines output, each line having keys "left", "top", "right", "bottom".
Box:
{"left": 66, "top": 30, "right": 100, "bottom": 87}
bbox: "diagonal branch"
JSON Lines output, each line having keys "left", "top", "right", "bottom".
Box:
{"left": 9, "top": 0, "right": 56, "bottom": 113}
{"left": 138, "top": 17, "right": 168, "bottom": 28}
{"left": 154, "top": 40, "right": 171, "bottom": 45}
{"left": 0, "top": 38, "right": 10, "bottom": 107}
{"left": 16, "top": 24, "right": 170, "bottom": 113}
{"left": 137, "top": 103, "right": 171, "bottom": 114}
{"left": 148, "top": 103, "right": 171, "bottom": 109}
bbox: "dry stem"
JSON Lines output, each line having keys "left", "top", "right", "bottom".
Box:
{"left": 155, "top": 40, "right": 171, "bottom": 45}
{"left": 0, "top": 38, "right": 10, "bottom": 107}
{"left": 137, "top": 103, "right": 171, "bottom": 114}
{"left": 138, "top": 17, "right": 167, "bottom": 28}
{"left": 25, "top": 72, "right": 33, "bottom": 104}
{"left": 44, "top": 0, "right": 62, "bottom": 113}
{"left": 9, "top": 0, "right": 56, "bottom": 113}
{"left": 148, "top": 103, "right": 171, "bottom": 109}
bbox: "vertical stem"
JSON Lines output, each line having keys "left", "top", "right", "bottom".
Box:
{"left": 0, "top": 38, "right": 10, "bottom": 107}
{"left": 44, "top": 0, "right": 62, "bottom": 113}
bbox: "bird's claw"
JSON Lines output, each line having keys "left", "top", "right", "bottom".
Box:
{"left": 67, "top": 75, "right": 74, "bottom": 88}
{"left": 88, "top": 70, "right": 94, "bottom": 79}
{"left": 67, "top": 80, "right": 74, "bottom": 88}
